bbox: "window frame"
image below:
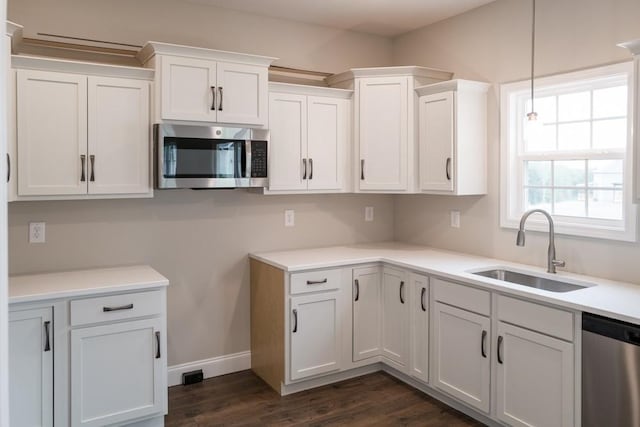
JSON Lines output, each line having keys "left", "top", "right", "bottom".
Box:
{"left": 500, "top": 62, "right": 637, "bottom": 242}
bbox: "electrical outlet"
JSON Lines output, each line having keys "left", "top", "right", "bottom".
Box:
{"left": 284, "top": 210, "right": 295, "bottom": 227}
{"left": 365, "top": 206, "right": 374, "bottom": 222}
{"left": 29, "top": 222, "right": 46, "bottom": 243}
{"left": 450, "top": 211, "right": 460, "bottom": 228}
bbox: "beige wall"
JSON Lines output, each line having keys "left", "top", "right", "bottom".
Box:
{"left": 8, "top": 0, "right": 393, "bottom": 73}
{"left": 393, "top": 0, "right": 640, "bottom": 284}
{"left": 7, "top": 0, "right": 396, "bottom": 366}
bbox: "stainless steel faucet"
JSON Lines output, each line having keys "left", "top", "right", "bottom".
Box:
{"left": 516, "top": 209, "right": 565, "bottom": 273}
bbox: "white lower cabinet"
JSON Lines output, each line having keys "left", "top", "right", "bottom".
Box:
{"left": 8, "top": 306, "right": 53, "bottom": 427}
{"left": 352, "top": 266, "right": 382, "bottom": 362}
{"left": 432, "top": 301, "right": 491, "bottom": 413}
{"left": 409, "top": 273, "right": 429, "bottom": 383}
{"left": 381, "top": 267, "right": 409, "bottom": 369}
{"left": 290, "top": 291, "right": 341, "bottom": 380}
{"left": 71, "top": 317, "right": 165, "bottom": 426}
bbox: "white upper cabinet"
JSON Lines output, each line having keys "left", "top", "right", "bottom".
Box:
{"left": 327, "top": 66, "right": 453, "bottom": 194}
{"left": 13, "top": 57, "right": 153, "bottom": 200}
{"left": 87, "top": 76, "right": 150, "bottom": 195}
{"left": 138, "top": 42, "right": 276, "bottom": 127}
{"left": 267, "top": 83, "right": 351, "bottom": 193}
{"left": 416, "top": 79, "right": 490, "bottom": 195}
{"left": 17, "top": 70, "right": 88, "bottom": 196}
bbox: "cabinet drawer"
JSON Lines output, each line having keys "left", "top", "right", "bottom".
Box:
{"left": 290, "top": 269, "right": 341, "bottom": 295}
{"left": 497, "top": 295, "right": 574, "bottom": 341}
{"left": 71, "top": 290, "right": 163, "bottom": 326}
{"left": 432, "top": 278, "right": 490, "bottom": 316}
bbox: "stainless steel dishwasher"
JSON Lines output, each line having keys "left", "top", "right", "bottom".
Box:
{"left": 583, "top": 312, "right": 640, "bottom": 427}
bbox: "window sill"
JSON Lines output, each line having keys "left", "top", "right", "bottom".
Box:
{"left": 500, "top": 215, "right": 637, "bottom": 242}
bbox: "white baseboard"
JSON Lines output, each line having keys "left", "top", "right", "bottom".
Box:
{"left": 167, "top": 351, "right": 251, "bottom": 387}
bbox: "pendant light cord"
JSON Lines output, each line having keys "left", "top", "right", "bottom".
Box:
{"left": 530, "top": 0, "right": 536, "bottom": 115}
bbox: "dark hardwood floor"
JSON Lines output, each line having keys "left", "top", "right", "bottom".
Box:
{"left": 165, "top": 370, "right": 484, "bottom": 426}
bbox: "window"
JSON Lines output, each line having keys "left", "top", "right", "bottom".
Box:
{"left": 500, "top": 62, "right": 636, "bottom": 241}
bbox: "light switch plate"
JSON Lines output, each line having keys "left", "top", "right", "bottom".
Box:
{"left": 284, "top": 210, "right": 295, "bottom": 227}
{"left": 365, "top": 206, "right": 374, "bottom": 222}
{"left": 29, "top": 222, "right": 46, "bottom": 243}
{"left": 450, "top": 211, "right": 460, "bottom": 228}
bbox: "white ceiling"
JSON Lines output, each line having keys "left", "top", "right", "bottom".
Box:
{"left": 186, "top": 0, "right": 497, "bottom": 37}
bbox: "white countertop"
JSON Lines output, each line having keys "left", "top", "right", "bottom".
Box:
{"left": 9, "top": 265, "right": 169, "bottom": 304}
{"left": 251, "top": 242, "right": 640, "bottom": 325}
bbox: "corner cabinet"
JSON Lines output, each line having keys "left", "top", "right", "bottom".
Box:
{"left": 416, "top": 80, "right": 489, "bottom": 195}
{"left": 8, "top": 267, "right": 169, "bottom": 427}
{"left": 381, "top": 266, "right": 409, "bottom": 370}
{"left": 327, "top": 66, "right": 453, "bottom": 193}
{"left": 352, "top": 266, "right": 382, "bottom": 362}
{"left": 267, "top": 83, "right": 352, "bottom": 193}
{"left": 138, "top": 42, "right": 276, "bottom": 126}
{"left": 12, "top": 56, "right": 153, "bottom": 200}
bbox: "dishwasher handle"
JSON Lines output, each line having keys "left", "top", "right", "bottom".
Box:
{"left": 583, "top": 312, "right": 640, "bottom": 346}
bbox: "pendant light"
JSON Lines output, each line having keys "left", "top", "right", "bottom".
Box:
{"left": 524, "top": 0, "right": 542, "bottom": 142}
{"left": 527, "top": 0, "right": 537, "bottom": 121}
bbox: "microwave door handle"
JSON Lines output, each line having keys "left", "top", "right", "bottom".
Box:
{"left": 245, "top": 140, "right": 252, "bottom": 179}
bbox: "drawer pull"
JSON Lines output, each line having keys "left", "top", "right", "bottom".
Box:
{"left": 155, "top": 331, "right": 161, "bottom": 359}
{"left": 306, "top": 278, "right": 327, "bottom": 285}
{"left": 103, "top": 303, "right": 134, "bottom": 312}
{"left": 44, "top": 321, "right": 51, "bottom": 352}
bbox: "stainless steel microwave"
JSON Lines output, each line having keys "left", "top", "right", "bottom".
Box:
{"left": 154, "top": 124, "right": 268, "bottom": 189}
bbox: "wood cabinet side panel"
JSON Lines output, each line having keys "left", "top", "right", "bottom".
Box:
{"left": 250, "top": 259, "right": 285, "bottom": 392}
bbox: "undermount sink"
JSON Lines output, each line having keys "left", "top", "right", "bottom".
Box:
{"left": 471, "top": 268, "right": 591, "bottom": 293}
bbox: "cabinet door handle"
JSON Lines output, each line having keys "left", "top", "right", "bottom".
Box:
{"left": 420, "top": 287, "right": 426, "bottom": 312}
{"left": 309, "top": 158, "right": 313, "bottom": 180}
{"left": 497, "top": 335, "right": 504, "bottom": 364}
{"left": 354, "top": 279, "right": 360, "bottom": 302}
{"left": 302, "top": 158, "right": 307, "bottom": 180}
{"left": 218, "top": 87, "right": 223, "bottom": 111}
{"left": 292, "top": 309, "right": 298, "bottom": 333}
{"left": 210, "top": 86, "right": 216, "bottom": 110}
{"left": 481, "top": 330, "right": 487, "bottom": 358}
{"left": 6, "top": 153, "right": 10, "bottom": 184}
{"left": 80, "top": 154, "right": 86, "bottom": 182}
{"left": 155, "top": 331, "right": 161, "bottom": 359}
{"left": 360, "top": 159, "right": 365, "bottom": 180}
{"left": 103, "top": 303, "right": 134, "bottom": 312}
{"left": 446, "top": 157, "right": 452, "bottom": 181}
{"left": 399, "top": 281, "right": 405, "bottom": 304}
{"left": 43, "top": 321, "right": 51, "bottom": 352}
{"left": 89, "top": 155, "right": 95, "bottom": 182}
{"left": 306, "top": 278, "right": 327, "bottom": 285}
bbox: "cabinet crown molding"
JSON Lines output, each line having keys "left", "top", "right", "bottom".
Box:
{"left": 326, "top": 65, "right": 453, "bottom": 86}
{"left": 269, "top": 82, "right": 353, "bottom": 99}
{"left": 12, "top": 54, "right": 154, "bottom": 80}
{"left": 415, "top": 79, "right": 490, "bottom": 97}
{"left": 137, "top": 41, "right": 278, "bottom": 67}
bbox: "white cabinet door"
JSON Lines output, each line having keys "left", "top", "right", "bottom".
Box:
{"left": 419, "top": 91, "right": 454, "bottom": 192}
{"left": 496, "top": 322, "right": 574, "bottom": 427}
{"left": 358, "top": 77, "right": 408, "bottom": 191}
{"left": 352, "top": 266, "right": 381, "bottom": 362}
{"left": 381, "top": 267, "right": 409, "bottom": 368}
{"left": 290, "top": 292, "right": 341, "bottom": 380}
{"left": 410, "top": 273, "right": 429, "bottom": 383}
{"left": 71, "top": 318, "right": 165, "bottom": 427}
{"left": 9, "top": 307, "right": 53, "bottom": 427}
{"left": 307, "top": 96, "right": 347, "bottom": 191}
{"left": 160, "top": 56, "right": 216, "bottom": 122}
{"left": 216, "top": 62, "right": 267, "bottom": 126}
{"left": 268, "top": 92, "right": 307, "bottom": 191}
{"left": 87, "top": 76, "right": 150, "bottom": 195}
{"left": 17, "top": 70, "right": 87, "bottom": 196}
{"left": 432, "top": 302, "right": 491, "bottom": 413}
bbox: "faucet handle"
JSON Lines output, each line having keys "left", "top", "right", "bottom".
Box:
{"left": 552, "top": 259, "right": 566, "bottom": 268}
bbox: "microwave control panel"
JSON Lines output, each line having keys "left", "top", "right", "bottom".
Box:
{"left": 251, "top": 141, "right": 268, "bottom": 178}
